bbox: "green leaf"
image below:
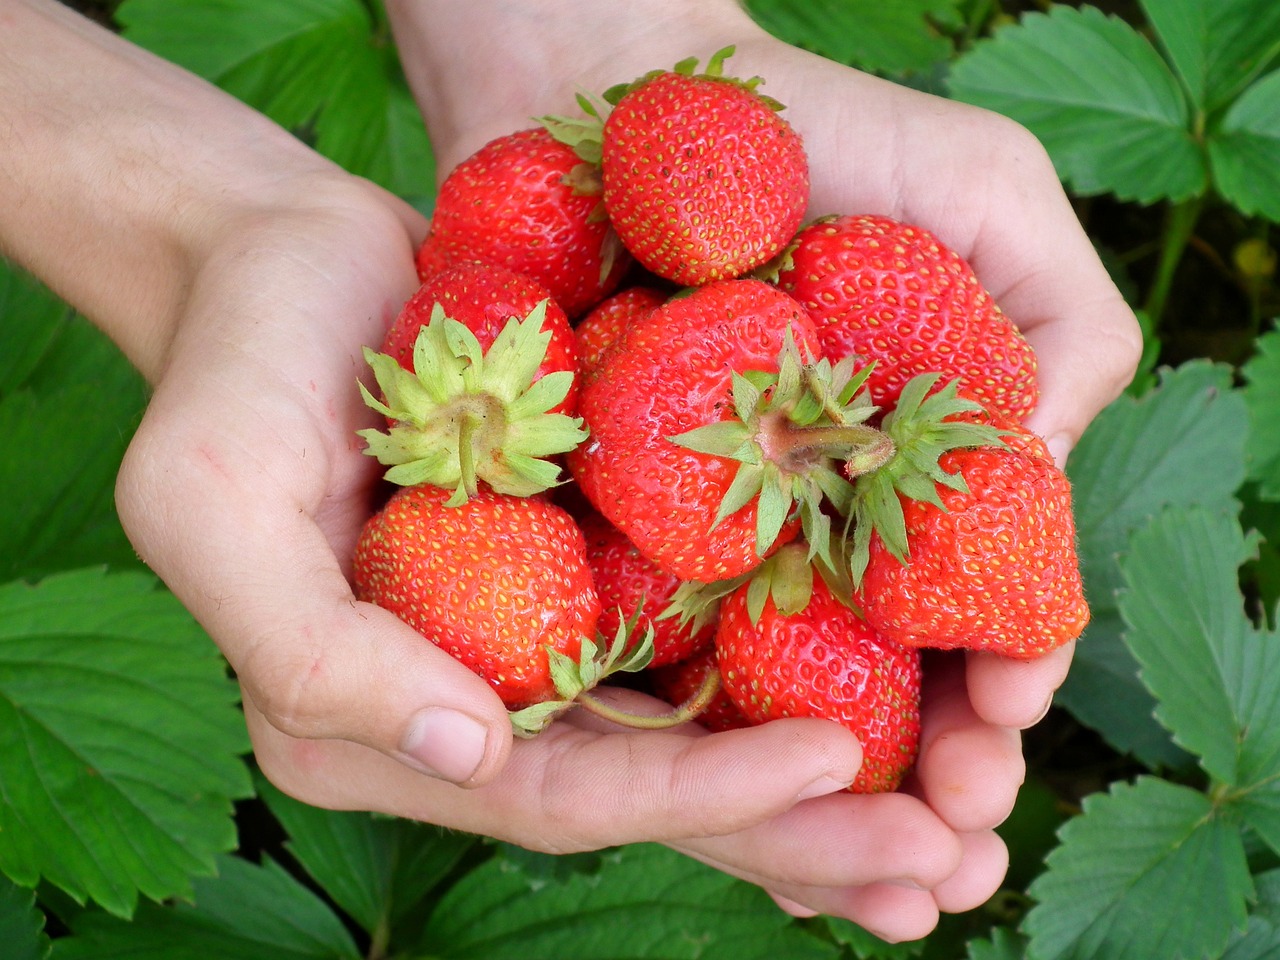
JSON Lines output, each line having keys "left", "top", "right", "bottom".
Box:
{"left": 1244, "top": 326, "right": 1280, "bottom": 498}
{"left": 257, "top": 775, "right": 477, "bottom": 936}
{"left": 967, "top": 928, "right": 1026, "bottom": 960}
{"left": 948, "top": 5, "right": 1205, "bottom": 205}
{"left": 1118, "top": 507, "right": 1280, "bottom": 803}
{"left": 0, "top": 263, "right": 149, "bottom": 581}
{"left": 0, "top": 571, "right": 251, "bottom": 917}
{"left": 0, "top": 875, "right": 51, "bottom": 960}
{"left": 1223, "top": 869, "right": 1280, "bottom": 959}
{"left": 1140, "top": 0, "right": 1280, "bottom": 113}
{"left": 116, "top": 0, "right": 433, "bottom": 200}
{"left": 743, "top": 0, "right": 961, "bottom": 76}
{"left": 1024, "top": 776, "right": 1251, "bottom": 960}
{"left": 825, "top": 915, "right": 922, "bottom": 958}
{"left": 52, "top": 855, "right": 361, "bottom": 960}
{"left": 1057, "top": 361, "right": 1248, "bottom": 768}
{"left": 419, "top": 843, "right": 839, "bottom": 959}
{"left": 1211, "top": 72, "right": 1280, "bottom": 225}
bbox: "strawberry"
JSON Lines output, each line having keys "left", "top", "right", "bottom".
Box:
{"left": 417, "top": 127, "right": 630, "bottom": 316}
{"left": 649, "top": 648, "right": 750, "bottom": 733}
{"left": 574, "top": 285, "right": 668, "bottom": 379}
{"left": 579, "top": 510, "right": 714, "bottom": 667}
{"left": 568, "top": 278, "right": 870, "bottom": 582}
{"left": 358, "top": 262, "right": 586, "bottom": 502}
{"left": 773, "top": 214, "right": 1039, "bottom": 423}
{"left": 544, "top": 47, "right": 808, "bottom": 286}
{"left": 354, "top": 485, "right": 651, "bottom": 733}
{"left": 856, "top": 408, "right": 1088, "bottom": 659}
{"left": 714, "top": 546, "right": 921, "bottom": 793}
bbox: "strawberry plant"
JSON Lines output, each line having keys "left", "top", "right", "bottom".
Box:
{"left": 5, "top": 1, "right": 1280, "bottom": 958}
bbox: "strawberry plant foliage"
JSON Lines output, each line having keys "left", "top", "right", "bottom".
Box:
{"left": 0, "top": 571, "right": 251, "bottom": 918}
{"left": 0, "top": 876, "right": 49, "bottom": 960}
{"left": 1054, "top": 361, "right": 1248, "bottom": 767}
{"left": 1244, "top": 326, "right": 1280, "bottom": 499}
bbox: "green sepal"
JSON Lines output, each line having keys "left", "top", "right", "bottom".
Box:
{"left": 507, "top": 609, "right": 656, "bottom": 738}
{"left": 538, "top": 91, "right": 609, "bottom": 165}
{"left": 660, "top": 574, "right": 750, "bottom": 637}
{"left": 357, "top": 299, "right": 588, "bottom": 502}
{"left": 602, "top": 45, "right": 785, "bottom": 112}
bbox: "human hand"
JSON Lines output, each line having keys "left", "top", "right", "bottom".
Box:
{"left": 386, "top": 0, "right": 1142, "bottom": 937}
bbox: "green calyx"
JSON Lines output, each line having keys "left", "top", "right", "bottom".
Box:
{"left": 667, "top": 330, "right": 880, "bottom": 570}
{"left": 508, "top": 610, "right": 720, "bottom": 736}
{"left": 357, "top": 299, "right": 587, "bottom": 505}
{"left": 844, "top": 375, "right": 1011, "bottom": 584}
{"left": 603, "top": 45, "right": 784, "bottom": 112}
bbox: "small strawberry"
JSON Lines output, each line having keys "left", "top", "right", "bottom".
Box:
{"left": 649, "top": 648, "right": 750, "bottom": 733}
{"left": 773, "top": 214, "right": 1039, "bottom": 423}
{"left": 713, "top": 545, "right": 922, "bottom": 793}
{"left": 855, "top": 405, "right": 1088, "bottom": 659}
{"left": 417, "top": 127, "right": 630, "bottom": 316}
{"left": 544, "top": 47, "right": 808, "bottom": 286}
{"left": 574, "top": 285, "right": 668, "bottom": 379}
{"left": 579, "top": 510, "right": 715, "bottom": 667}
{"left": 568, "top": 278, "right": 873, "bottom": 582}
{"left": 354, "top": 485, "right": 649, "bottom": 733}
{"left": 358, "top": 262, "right": 586, "bottom": 502}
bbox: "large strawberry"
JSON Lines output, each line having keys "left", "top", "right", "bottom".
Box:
{"left": 358, "top": 262, "right": 586, "bottom": 502}
{"left": 568, "top": 278, "right": 872, "bottom": 583}
{"left": 544, "top": 47, "right": 808, "bottom": 286}
{"left": 417, "top": 127, "right": 630, "bottom": 316}
{"left": 354, "top": 485, "right": 650, "bottom": 733}
{"left": 855, "top": 405, "right": 1088, "bottom": 659}
{"left": 579, "top": 510, "right": 715, "bottom": 667}
{"left": 773, "top": 214, "right": 1039, "bottom": 423}
{"left": 713, "top": 546, "right": 922, "bottom": 794}
{"left": 573, "top": 285, "right": 668, "bottom": 380}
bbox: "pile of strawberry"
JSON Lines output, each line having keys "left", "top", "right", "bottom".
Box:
{"left": 352, "top": 48, "right": 1089, "bottom": 794}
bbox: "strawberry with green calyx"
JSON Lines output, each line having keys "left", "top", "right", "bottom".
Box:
{"left": 542, "top": 46, "right": 809, "bottom": 286}
{"left": 772, "top": 214, "right": 1039, "bottom": 423}
{"left": 713, "top": 543, "right": 922, "bottom": 794}
{"left": 569, "top": 278, "right": 882, "bottom": 583}
{"left": 354, "top": 485, "right": 719, "bottom": 737}
{"left": 358, "top": 266, "right": 587, "bottom": 504}
{"left": 855, "top": 404, "right": 1089, "bottom": 660}
{"left": 416, "top": 127, "right": 630, "bottom": 316}
{"left": 579, "top": 510, "right": 716, "bottom": 668}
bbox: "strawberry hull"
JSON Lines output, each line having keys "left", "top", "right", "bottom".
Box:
{"left": 568, "top": 279, "right": 820, "bottom": 582}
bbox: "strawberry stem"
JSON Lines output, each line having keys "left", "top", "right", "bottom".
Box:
{"left": 573, "top": 668, "right": 722, "bottom": 730}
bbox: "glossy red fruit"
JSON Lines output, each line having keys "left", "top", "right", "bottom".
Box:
{"left": 600, "top": 51, "right": 808, "bottom": 285}
{"left": 715, "top": 573, "right": 921, "bottom": 794}
{"left": 418, "top": 127, "right": 629, "bottom": 316}
{"left": 568, "top": 278, "right": 819, "bottom": 581}
{"left": 775, "top": 214, "right": 1039, "bottom": 422}
{"left": 574, "top": 285, "right": 668, "bottom": 379}
{"left": 579, "top": 511, "right": 714, "bottom": 667}
{"left": 859, "top": 415, "right": 1088, "bottom": 658}
{"left": 353, "top": 485, "right": 601, "bottom": 710}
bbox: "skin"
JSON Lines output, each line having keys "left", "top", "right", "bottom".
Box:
{"left": 1, "top": 0, "right": 1141, "bottom": 942}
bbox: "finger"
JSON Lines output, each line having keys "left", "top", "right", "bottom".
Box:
{"left": 932, "top": 830, "right": 1009, "bottom": 915}
{"left": 248, "top": 707, "right": 866, "bottom": 852}
{"left": 966, "top": 642, "right": 1074, "bottom": 729}
{"left": 674, "top": 790, "right": 963, "bottom": 893}
{"left": 912, "top": 654, "right": 1025, "bottom": 833}
{"left": 767, "top": 892, "right": 820, "bottom": 918}
{"left": 820, "top": 884, "right": 941, "bottom": 943}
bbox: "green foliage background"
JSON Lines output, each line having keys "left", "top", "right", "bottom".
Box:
{"left": 3, "top": 0, "right": 1280, "bottom": 957}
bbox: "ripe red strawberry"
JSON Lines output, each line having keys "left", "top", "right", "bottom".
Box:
{"left": 568, "top": 278, "right": 867, "bottom": 582}
{"left": 544, "top": 47, "right": 808, "bottom": 286}
{"left": 358, "top": 262, "right": 587, "bottom": 502}
{"left": 579, "top": 510, "right": 714, "bottom": 667}
{"left": 417, "top": 127, "right": 630, "bottom": 316}
{"left": 574, "top": 285, "right": 668, "bottom": 379}
{"left": 774, "top": 214, "right": 1039, "bottom": 423}
{"left": 714, "top": 553, "right": 921, "bottom": 794}
{"left": 857, "top": 412, "right": 1088, "bottom": 659}
{"left": 353, "top": 486, "right": 603, "bottom": 723}
{"left": 649, "top": 648, "right": 750, "bottom": 733}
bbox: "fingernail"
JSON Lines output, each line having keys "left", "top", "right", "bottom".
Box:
{"left": 400, "top": 707, "right": 489, "bottom": 784}
{"left": 1028, "top": 693, "right": 1055, "bottom": 727}
{"left": 796, "top": 774, "right": 855, "bottom": 802}
{"left": 1046, "top": 433, "right": 1074, "bottom": 469}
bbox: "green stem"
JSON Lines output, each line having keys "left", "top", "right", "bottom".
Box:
{"left": 1143, "top": 197, "right": 1204, "bottom": 332}
{"left": 575, "top": 669, "right": 722, "bottom": 729}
